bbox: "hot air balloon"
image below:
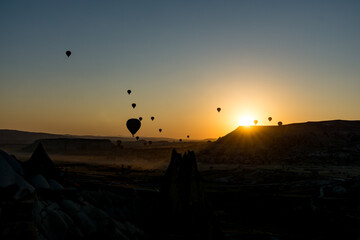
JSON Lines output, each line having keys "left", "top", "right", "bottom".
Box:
{"left": 278, "top": 121, "right": 283, "bottom": 126}
{"left": 139, "top": 117, "right": 142, "bottom": 121}
{"left": 254, "top": 120, "right": 258, "bottom": 125}
{"left": 136, "top": 136, "right": 139, "bottom": 141}
{"left": 217, "top": 107, "right": 221, "bottom": 112}
{"left": 179, "top": 139, "right": 182, "bottom": 142}
{"left": 132, "top": 103, "right": 136, "bottom": 109}
{"left": 127, "top": 90, "right": 131, "bottom": 95}
{"left": 151, "top": 116, "right": 154, "bottom": 121}
{"left": 65, "top": 50, "right": 71, "bottom": 57}
{"left": 126, "top": 118, "right": 141, "bottom": 137}
{"left": 159, "top": 129, "right": 162, "bottom": 133}
{"left": 268, "top": 117, "right": 272, "bottom": 122}
{"left": 187, "top": 135, "right": 190, "bottom": 138}
{"left": 148, "top": 141, "right": 152, "bottom": 145}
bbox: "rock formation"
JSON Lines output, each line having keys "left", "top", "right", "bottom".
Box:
{"left": 1, "top": 145, "right": 145, "bottom": 240}
{"left": 159, "top": 149, "right": 217, "bottom": 239}
{"left": 24, "top": 143, "right": 60, "bottom": 180}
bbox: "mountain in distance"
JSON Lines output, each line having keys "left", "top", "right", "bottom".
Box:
{"left": 199, "top": 120, "right": 360, "bottom": 165}
{"left": 0, "top": 129, "right": 72, "bottom": 145}
{"left": 0, "top": 129, "right": 195, "bottom": 145}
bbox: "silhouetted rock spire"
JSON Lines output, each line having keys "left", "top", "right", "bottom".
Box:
{"left": 159, "top": 149, "right": 215, "bottom": 239}
{"left": 24, "top": 143, "right": 59, "bottom": 180}
{"left": 162, "top": 149, "right": 204, "bottom": 207}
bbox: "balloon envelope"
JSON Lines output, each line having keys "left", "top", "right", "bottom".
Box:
{"left": 159, "top": 129, "right": 162, "bottom": 133}
{"left": 132, "top": 103, "right": 136, "bottom": 108}
{"left": 66, "top": 51, "right": 71, "bottom": 57}
{"left": 254, "top": 120, "right": 258, "bottom": 125}
{"left": 127, "top": 90, "right": 131, "bottom": 95}
{"left": 217, "top": 107, "right": 221, "bottom": 112}
{"left": 139, "top": 117, "right": 142, "bottom": 121}
{"left": 126, "top": 118, "right": 141, "bottom": 136}
{"left": 268, "top": 117, "right": 272, "bottom": 122}
{"left": 187, "top": 135, "right": 190, "bottom": 138}
{"left": 151, "top": 116, "right": 154, "bottom": 121}
{"left": 278, "top": 121, "right": 283, "bottom": 126}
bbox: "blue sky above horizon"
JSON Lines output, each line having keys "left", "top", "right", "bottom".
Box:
{"left": 1, "top": 0, "right": 360, "bottom": 139}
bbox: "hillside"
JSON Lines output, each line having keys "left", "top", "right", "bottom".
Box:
{"left": 199, "top": 120, "right": 360, "bottom": 165}
{"left": 0, "top": 129, "right": 71, "bottom": 145}
{"left": 22, "top": 138, "right": 115, "bottom": 154}
{"left": 0, "top": 129, "right": 176, "bottom": 145}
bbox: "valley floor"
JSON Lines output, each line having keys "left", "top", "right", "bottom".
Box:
{"left": 55, "top": 161, "right": 360, "bottom": 239}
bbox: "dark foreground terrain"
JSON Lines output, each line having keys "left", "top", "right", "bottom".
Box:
{"left": 2, "top": 120, "right": 360, "bottom": 239}
{"left": 48, "top": 162, "right": 360, "bottom": 239}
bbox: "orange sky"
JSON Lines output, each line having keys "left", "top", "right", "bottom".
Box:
{"left": 1, "top": 1, "right": 360, "bottom": 139}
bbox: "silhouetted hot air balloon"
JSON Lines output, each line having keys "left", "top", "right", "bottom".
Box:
{"left": 126, "top": 118, "right": 141, "bottom": 137}
{"left": 254, "top": 120, "right": 258, "bottom": 125}
{"left": 268, "top": 117, "right": 272, "bottom": 122}
{"left": 217, "top": 107, "right": 221, "bottom": 112}
{"left": 179, "top": 139, "right": 182, "bottom": 142}
{"left": 159, "top": 129, "right": 162, "bottom": 133}
{"left": 132, "top": 103, "right": 136, "bottom": 109}
{"left": 66, "top": 50, "right": 71, "bottom": 57}
{"left": 187, "top": 135, "right": 190, "bottom": 138}
{"left": 127, "top": 90, "right": 131, "bottom": 95}
{"left": 136, "top": 136, "right": 139, "bottom": 141}
{"left": 278, "top": 121, "right": 283, "bottom": 126}
{"left": 148, "top": 141, "right": 152, "bottom": 145}
{"left": 151, "top": 116, "right": 154, "bottom": 121}
{"left": 139, "top": 117, "right": 142, "bottom": 121}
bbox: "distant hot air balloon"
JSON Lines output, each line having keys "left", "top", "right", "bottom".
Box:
{"left": 132, "top": 103, "right": 136, "bottom": 109}
{"left": 126, "top": 118, "right": 141, "bottom": 137}
{"left": 139, "top": 117, "right": 142, "bottom": 121}
{"left": 151, "top": 116, "right": 154, "bottom": 121}
{"left": 278, "top": 121, "right": 283, "bottom": 126}
{"left": 217, "top": 107, "right": 221, "bottom": 112}
{"left": 254, "top": 120, "right": 258, "bottom": 125}
{"left": 136, "top": 136, "right": 139, "bottom": 141}
{"left": 148, "top": 141, "right": 152, "bottom": 145}
{"left": 66, "top": 50, "right": 71, "bottom": 57}
{"left": 187, "top": 135, "right": 190, "bottom": 138}
{"left": 179, "top": 139, "right": 182, "bottom": 142}
{"left": 159, "top": 129, "right": 162, "bottom": 133}
{"left": 127, "top": 90, "right": 131, "bottom": 95}
{"left": 268, "top": 117, "right": 272, "bottom": 122}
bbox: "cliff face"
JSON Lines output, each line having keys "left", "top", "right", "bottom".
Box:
{"left": 199, "top": 120, "right": 360, "bottom": 165}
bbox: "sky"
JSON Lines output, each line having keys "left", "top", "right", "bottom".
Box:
{"left": 1, "top": 0, "right": 360, "bottom": 139}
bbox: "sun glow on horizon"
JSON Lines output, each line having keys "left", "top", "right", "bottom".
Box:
{"left": 237, "top": 115, "right": 255, "bottom": 126}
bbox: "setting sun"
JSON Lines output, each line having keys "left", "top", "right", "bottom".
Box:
{"left": 237, "top": 115, "right": 255, "bottom": 126}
